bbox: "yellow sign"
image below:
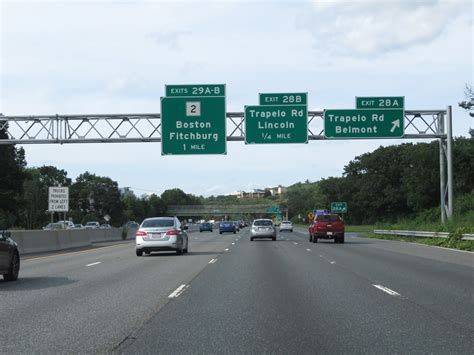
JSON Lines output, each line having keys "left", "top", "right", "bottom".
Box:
{"left": 307, "top": 212, "right": 314, "bottom": 220}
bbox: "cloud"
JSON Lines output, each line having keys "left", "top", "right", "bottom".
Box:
{"left": 304, "top": 0, "right": 467, "bottom": 57}
{"left": 146, "top": 31, "right": 190, "bottom": 50}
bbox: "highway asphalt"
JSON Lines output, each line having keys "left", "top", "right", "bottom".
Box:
{"left": 1, "top": 227, "right": 472, "bottom": 354}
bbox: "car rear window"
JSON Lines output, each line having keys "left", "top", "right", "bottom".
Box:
{"left": 316, "top": 215, "right": 340, "bottom": 222}
{"left": 142, "top": 219, "right": 174, "bottom": 228}
{"left": 254, "top": 220, "right": 273, "bottom": 226}
{"left": 281, "top": 221, "right": 290, "bottom": 224}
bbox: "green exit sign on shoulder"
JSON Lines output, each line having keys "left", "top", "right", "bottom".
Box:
{"left": 356, "top": 96, "right": 404, "bottom": 109}
{"left": 259, "top": 93, "right": 307, "bottom": 106}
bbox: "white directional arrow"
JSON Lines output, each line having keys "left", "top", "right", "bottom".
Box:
{"left": 390, "top": 119, "right": 400, "bottom": 133}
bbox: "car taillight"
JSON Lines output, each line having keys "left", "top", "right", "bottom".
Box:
{"left": 136, "top": 230, "right": 147, "bottom": 237}
{"left": 166, "top": 230, "right": 179, "bottom": 236}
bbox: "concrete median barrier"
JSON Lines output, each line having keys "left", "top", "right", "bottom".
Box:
{"left": 11, "top": 228, "right": 125, "bottom": 255}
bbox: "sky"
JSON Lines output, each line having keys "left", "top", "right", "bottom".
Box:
{"left": 1, "top": 0, "right": 473, "bottom": 197}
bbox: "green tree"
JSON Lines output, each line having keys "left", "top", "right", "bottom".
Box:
{"left": 70, "top": 172, "right": 123, "bottom": 226}
{"left": 21, "top": 166, "right": 71, "bottom": 229}
{"left": 0, "top": 121, "right": 26, "bottom": 228}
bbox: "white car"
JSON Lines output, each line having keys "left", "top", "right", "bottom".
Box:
{"left": 279, "top": 221, "right": 293, "bottom": 232}
{"left": 135, "top": 217, "right": 189, "bottom": 256}
{"left": 84, "top": 221, "right": 100, "bottom": 229}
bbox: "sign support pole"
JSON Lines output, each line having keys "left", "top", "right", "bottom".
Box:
{"left": 446, "top": 105, "right": 454, "bottom": 221}
{"left": 439, "top": 112, "right": 446, "bottom": 224}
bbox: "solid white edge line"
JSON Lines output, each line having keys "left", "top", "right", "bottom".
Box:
{"left": 86, "top": 261, "right": 102, "bottom": 267}
{"left": 330, "top": 261, "right": 336, "bottom": 264}
{"left": 306, "top": 249, "right": 311, "bottom": 252}
{"left": 168, "top": 284, "right": 188, "bottom": 298}
{"left": 224, "top": 248, "right": 229, "bottom": 251}
{"left": 373, "top": 284, "right": 401, "bottom": 296}
{"left": 232, "top": 242, "right": 235, "bottom": 245}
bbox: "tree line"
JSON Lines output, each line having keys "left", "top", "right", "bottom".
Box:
{"left": 283, "top": 138, "right": 473, "bottom": 224}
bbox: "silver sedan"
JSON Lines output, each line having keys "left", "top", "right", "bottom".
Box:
{"left": 135, "top": 217, "right": 189, "bottom": 256}
{"left": 250, "top": 219, "right": 276, "bottom": 241}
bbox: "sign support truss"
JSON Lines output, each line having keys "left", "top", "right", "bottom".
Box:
{"left": 0, "top": 107, "right": 453, "bottom": 222}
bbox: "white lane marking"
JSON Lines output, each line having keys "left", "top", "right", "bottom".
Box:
{"left": 306, "top": 249, "right": 311, "bottom": 252}
{"left": 194, "top": 237, "right": 198, "bottom": 240}
{"left": 208, "top": 259, "right": 217, "bottom": 264}
{"left": 232, "top": 242, "right": 235, "bottom": 245}
{"left": 373, "top": 284, "right": 401, "bottom": 297}
{"left": 319, "top": 255, "right": 323, "bottom": 257}
{"left": 293, "top": 242, "right": 298, "bottom": 245}
{"left": 225, "top": 248, "right": 229, "bottom": 251}
{"left": 86, "top": 261, "right": 102, "bottom": 267}
{"left": 235, "top": 239, "right": 238, "bottom": 241}
{"left": 168, "top": 284, "right": 188, "bottom": 298}
{"left": 330, "top": 261, "right": 336, "bottom": 264}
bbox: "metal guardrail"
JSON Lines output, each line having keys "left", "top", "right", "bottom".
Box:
{"left": 374, "top": 230, "right": 474, "bottom": 241}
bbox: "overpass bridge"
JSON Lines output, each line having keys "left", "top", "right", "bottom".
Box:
{"left": 167, "top": 204, "right": 281, "bottom": 217}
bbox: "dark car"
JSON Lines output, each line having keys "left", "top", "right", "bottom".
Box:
{"left": 219, "top": 221, "right": 236, "bottom": 234}
{"left": 0, "top": 230, "right": 20, "bottom": 281}
{"left": 200, "top": 222, "right": 213, "bottom": 232}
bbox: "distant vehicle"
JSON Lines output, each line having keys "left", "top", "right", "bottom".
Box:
{"left": 71, "top": 224, "right": 84, "bottom": 229}
{"left": 0, "top": 230, "right": 20, "bottom": 281}
{"left": 219, "top": 221, "right": 236, "bottom": 234}
{"left": 100, "top": 224, "right": 111, "bottom": 229}
{"left": 135, "top": 217, "right": 188, "bottom": 256}
{"left": 233, "top": 221, "right": 240, "bottom": 232}
{"left": 84, "top": 221, "right": 100, "bottom": 229}
{"left": 251, "top": 219, "right": 276, "bottom": 241}
{"left": 279, "top": 221, "right": 293, "bottom": 232}
{"left": 43, "top": 223, "right": 66, "bottom": 230}
{"left": 199, "top": 222, "right": 213, "bottom": 232}
{"left": 309, "top": 214, "right": 345, "bottom": 243}
{"left": 124, "top": 221, "right": 139, "bottom": 229}
{"left": 58, "top": 220, "right": 74, "bottom": 229}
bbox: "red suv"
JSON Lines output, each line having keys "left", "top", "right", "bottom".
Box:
{"left": 308, "top": 214, "right": 345, "bottom": 244}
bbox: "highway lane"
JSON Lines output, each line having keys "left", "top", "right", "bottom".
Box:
{"left": 0, "top": 228, "right": 239, "bottom": 353}
{"left": 123, "top": 228, "right": 473, "bottom": 354}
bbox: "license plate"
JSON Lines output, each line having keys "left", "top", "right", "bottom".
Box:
{"left": 150, "top": 233, "right": 161, "bottom": 238}
{"left": 327, "top": 231, "right": 333, "bottom": 235}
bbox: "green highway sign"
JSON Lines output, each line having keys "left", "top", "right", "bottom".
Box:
{"left": 324, "top": 109, "right": 404, "bottom": 139}
{"left": 245, "top": 105, "right": 308, "bottom": 144}
{"left": 165, "top": 84, "right": 225, "bottom": 97}
{"left": 161, "top": 84, "right": 226, "bottom": 155}
{"left": 266, "top": 205, "right": 281, "bottom": 214}
{"left": 259, "top": 93, "right": 307, "bottom": 106}
{"left": 356, "top": 96, "right": 404, "bottom": 109}
{"left": 331, "top": 202, "right": 347, "bottom": 214}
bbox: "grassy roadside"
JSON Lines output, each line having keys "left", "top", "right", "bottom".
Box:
{"left": 359, "top": 232, "right": 474, "bottom": 252}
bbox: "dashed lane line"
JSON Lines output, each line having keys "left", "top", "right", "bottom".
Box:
{"left": 168, "top": 284, "right": 189, "bottom": 298}
{"left": 373, "top": 284, "right": 401, "bottom": 297}
{"left": 86, "top": 261, "right": 102, "bottom": 267}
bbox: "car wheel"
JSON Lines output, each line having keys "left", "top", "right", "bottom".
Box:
{"left": 272, "top": 237, "right": 276, "bottom": 241}
{"left": 250, "top": 237, "right": 254, "bottom": 241}
{"left": 313, "top": 236, "right": 318, "bottom": 243}
{"left": 309, "top": 234, "right": 313, "bottom": 242}
{"left": 176, "top": 243, "right": 183, "bottom": 255}
{"left": 340, "top": 234, "right": 345, "bottom": 244}
{"left": 145, "top": 251, "right": 151, "bottom": 255}
{"left": 136, "top": 249, "right": 143, "bottom": 257}
{"left": 184, "top": 240, "right": 189, "bottom": 254}
{"left": 233, "top": 231, "right": 236, "bottom": 234}
{"left": 3, "top": 251, "right": 20, "bottom": 281}
{"left": 290, "top": 229, "right": 293, "bottom": 232}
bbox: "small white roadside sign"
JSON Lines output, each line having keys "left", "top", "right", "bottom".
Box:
{"left": 48, "top": 186, "right": 69, "bottom": 212}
